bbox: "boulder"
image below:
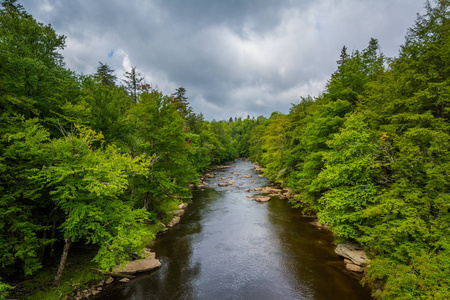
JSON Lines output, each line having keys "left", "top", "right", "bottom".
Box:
{"left": 242, "top": 174, "right": 252, "bottom": 178}
{"left": 167, "top": 216, "right": 181, "bottom": 227}
{"left": 335, "top": 244, "right": 369, "bottom": 266}
{"left": 245, "top": 188, "right": 250, "bottom": 192}
{"left": 204, "top": 173, "right": 215, "bottom": 178}
{"left": 119, "top": 278, "right": 131, "bottom": 283}
{"left": 178, "top": 203, "right": 188, "bottom": 210}
{"left": 253, "top": 196, "right": 271, "bottom": 203}
{"left": 253, "top": 165, "right": 264, "bottom": 172}
{"left": 262, "top": 187, "right": 283, "bottom": 193}
{"left": 173, "top": 209, "right": 185, "bottom": 217}
{"left": 345, "top": 263, "right": 364, "bottom": 273}
{"left": 218, "top": 182, "right": 228, "bottom": 187}
{"left": 106, "top": 277, "right": 114, "bottom": 284}
{"left": 114, "top": 257, "right": 161, "bottom": 275}
{"left": 246, "top": 195, "right": 253, "bottom": 198}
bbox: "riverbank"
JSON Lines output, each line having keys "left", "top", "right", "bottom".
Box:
{"left": 93, "top": 158, "right": 372, "bottom": 299}
{"left": 243, "top": 161, "right": 371, "bottom": 276}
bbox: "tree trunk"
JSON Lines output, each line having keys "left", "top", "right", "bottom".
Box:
{"left": 54, "top": 236, "right": 72, "bottom": 286}
{"left": 143, "top": 193, "right": 149, "bottom": 210}
{"left": 50, "top": 220, "right": 56, "bottom": 258}
{"left": 39, "top": 224, "right": 48, "bottom": 264}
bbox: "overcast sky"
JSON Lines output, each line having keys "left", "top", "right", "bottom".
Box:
{"left": 20, "top": 0, "right": 426, "bottom": 120}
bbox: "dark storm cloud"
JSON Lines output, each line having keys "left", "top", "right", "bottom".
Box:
{"left": 20, "top": 0, "right": 426, "bottom": 120}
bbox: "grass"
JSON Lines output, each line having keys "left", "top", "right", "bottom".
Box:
{"left": 8, "top": 201, "right": 180, "bottom": 299}
{"left": 12, "top": 246, "right": 105, "bottom": 300}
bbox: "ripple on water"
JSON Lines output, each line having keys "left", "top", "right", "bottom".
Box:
{"left": 94, "top": 159, "right": 372, "bottom": 300}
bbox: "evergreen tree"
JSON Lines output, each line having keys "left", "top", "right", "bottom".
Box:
{"left": 94, "top": 62, "right": 117, "bottom": 88}
{"left": 123, "top": 66, "right": 144, "bottom": 104}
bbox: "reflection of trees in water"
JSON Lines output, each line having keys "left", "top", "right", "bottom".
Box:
{"left": 97, "top": 161, "right": 370, "bottom": 299}
{"left": 265, "top": 196, "right": 371, "bottom": 299}
{"left": 140, "top": 188, "right": 222, "bottom": 299}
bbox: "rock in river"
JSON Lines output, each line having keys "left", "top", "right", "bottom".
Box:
{"left": 335, "top": 244, "right": 369, "bottom": 266}
{"left": 113, "top": 255, "right": 161, "bottom": 275}
{"left": 253, "top": 196, "right": 271, "bottom": 203}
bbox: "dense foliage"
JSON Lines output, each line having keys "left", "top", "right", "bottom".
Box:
{"left": 1, "top": 0, "right": 449, "bottom": 299}
{"left": 247, "top": 1, "right": 450, "bottom": 298}
{"left": 0, "top": 1, "right": 238, "bottom": 297}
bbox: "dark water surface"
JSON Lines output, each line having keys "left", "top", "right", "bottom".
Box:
{"left": 95, "top": 159, "right": 372, "bottom": 300}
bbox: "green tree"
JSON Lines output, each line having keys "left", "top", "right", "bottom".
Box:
{"left": 35, "top": 125, "right": 151, "bottom": 285}
{"left": 128, "top": 90, "right": 197, "bottom": 214}
{"left": 0, "top": 118, "right": 51, "bottom": 280}
{"left": 94, "top": 62, "right": 117, "bottom": 88}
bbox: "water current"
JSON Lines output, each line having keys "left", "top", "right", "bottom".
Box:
{"left": 95, "top": 159, "right": 372, "bottom": 300}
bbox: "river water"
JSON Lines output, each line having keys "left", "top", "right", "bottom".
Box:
{"left": 95, "top": 159, "right": 372, "bottom": 300}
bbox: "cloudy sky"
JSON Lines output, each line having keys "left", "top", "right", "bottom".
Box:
{"left": 20, "top": 0, "right": 425, "bottom": 120}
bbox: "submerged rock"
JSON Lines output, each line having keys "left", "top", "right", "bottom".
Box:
{"left": 309, "top": 219, "right": 330, "bottom": 230}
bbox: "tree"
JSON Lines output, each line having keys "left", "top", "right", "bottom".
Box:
{"left": 128, "top": 90, "right": 197, "bottom": 214}
{"left": 94, "top": 62, "right": 117, "bottom": 88}
{"left": 123, "top": 66, "right": 144, "bottom": 104}
{"left": 0, "top": 0, "right": 72, "bottom": 124}
{"left": 0, "top": 118, "right": 51, "bottom": 281}
{"left": 35, "top": 125, "right": 151, "bottom": 285}
{"left": 172, "top": 87, "right": 191, "bottom": 116}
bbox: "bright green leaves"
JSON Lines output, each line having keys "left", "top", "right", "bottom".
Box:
{"left": 244, "top": 2, "right": 450, "bottom": 298}
{"left": 0, "top": 118, "right": 51, "bottom": 277}
{"left": 313, "top": 113, "right": 377, "bottom": 239}
{"left": 127, "top": 90, "right": 197, "bottom": 212}
{"left": 27, "top": 124, "right": 153, "bottom": 279}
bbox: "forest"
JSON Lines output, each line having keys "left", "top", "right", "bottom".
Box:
{"left": 0, "top": 0, "right": 449, "bottom": 299}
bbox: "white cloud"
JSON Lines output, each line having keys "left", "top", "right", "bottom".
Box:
{"left": 21, "top": 0, "right": 426, "bottom": 120}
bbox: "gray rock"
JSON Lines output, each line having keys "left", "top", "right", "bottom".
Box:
{"left": 253, "top": 196, "right": 271, "bottom": 203}
{"left": 172, "top": 209, "right": 185, "bottom": 217}
{"left": 335, "top": 244, "right": 369, "bottom": 266}
{"left": 167, "top": 216, "right": 181, "bottom": 227}
{"left": 106, "top": 276, "right": 114, "bottom": 284}
{"left": 345, "top": 262, "right": 364, "bottom": 272}
{"left": 114, "top": 257, "right": 162, "bottom": 275}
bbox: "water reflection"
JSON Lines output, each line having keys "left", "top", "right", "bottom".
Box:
{"left": 95, "top": 160, "right": 372, "bottom": 300}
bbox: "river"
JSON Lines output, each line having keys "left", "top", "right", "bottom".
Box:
{"left": 95, "top": 159, "right": 372, "bottom": 299}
